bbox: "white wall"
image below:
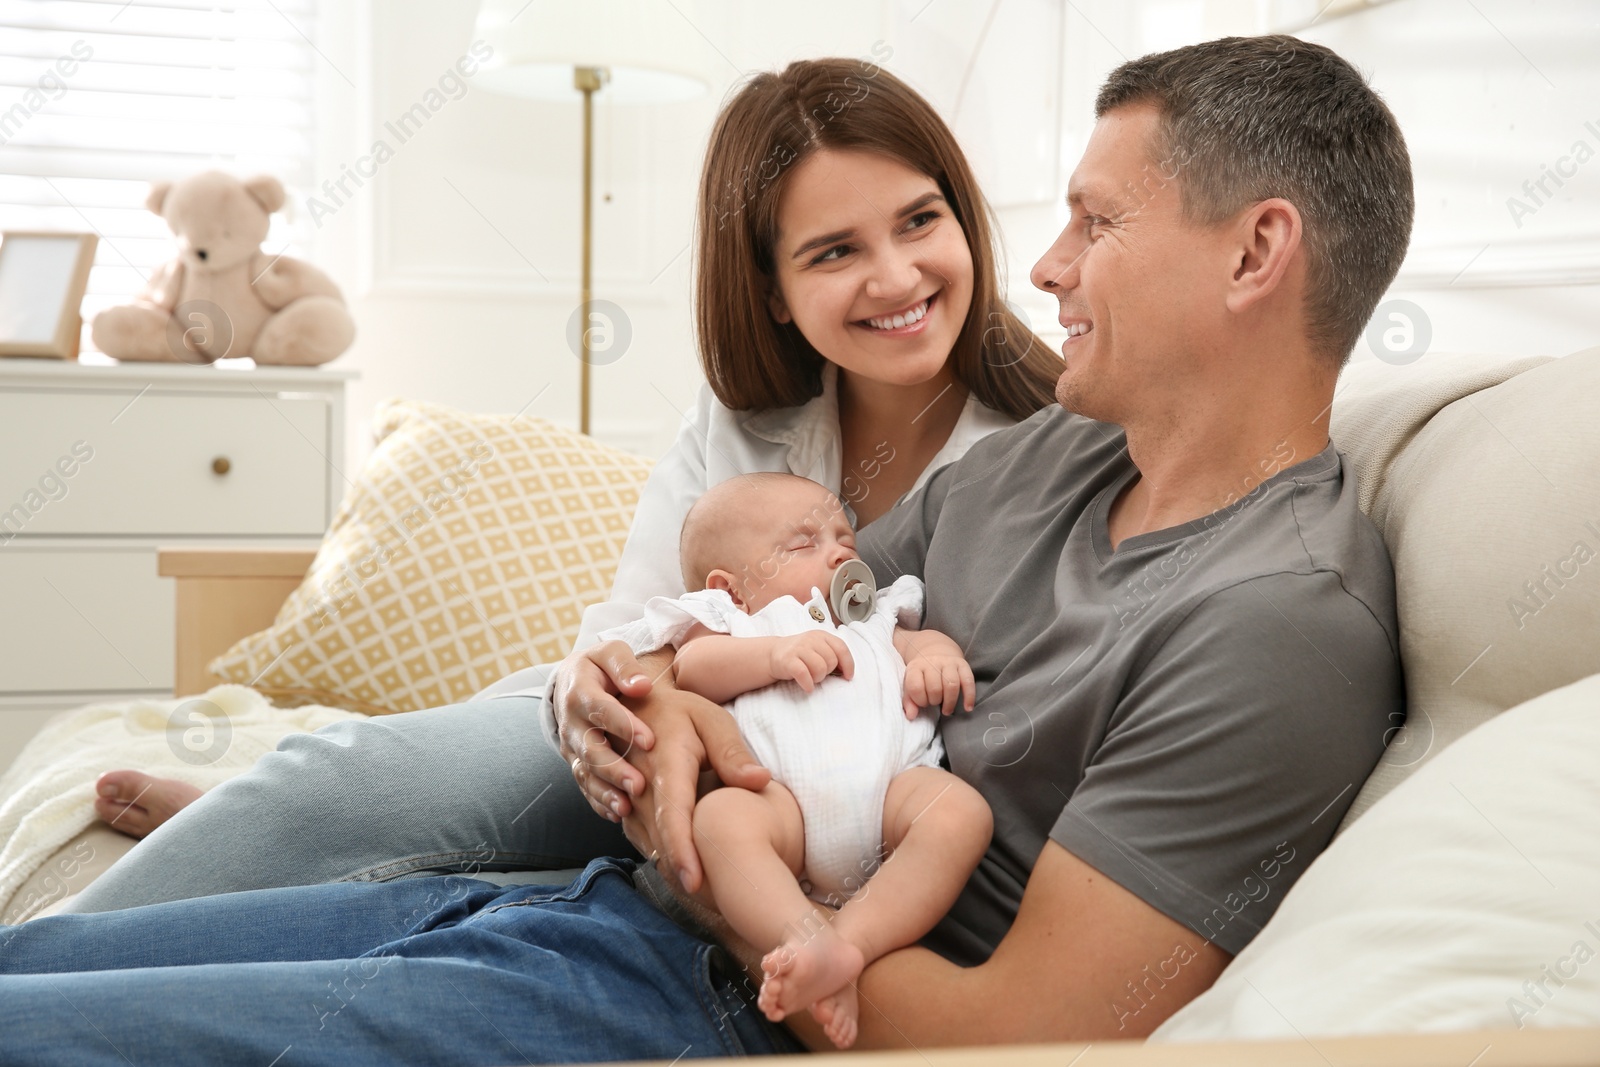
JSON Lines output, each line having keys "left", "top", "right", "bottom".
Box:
{"left": 309, "top": 0, "right": 1600, "bottom": 473}
{"left": 310, "top": 0, "right": 896, "bottom": 472}
{"left": 1299, "top": 0, "right": 1600, "bottom": 366}
{"left": 985, "top": 0, "right": 1600, "bottom": 368}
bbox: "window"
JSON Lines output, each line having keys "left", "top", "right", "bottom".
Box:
{"left": 0, "top": 0, "right": 318, "bottom": 357}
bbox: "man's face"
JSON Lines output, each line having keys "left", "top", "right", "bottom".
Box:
{"left": 1029, "top": 104, "right": 1229, "bottom": 427}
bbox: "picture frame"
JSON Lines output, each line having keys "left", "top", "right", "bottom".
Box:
{"left": 0, "top": 231, "right": 99, "bottom": 360}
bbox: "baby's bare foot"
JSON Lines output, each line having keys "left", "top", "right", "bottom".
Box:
{"left": 757, "top": 929, "right": 864, "bottom": 1031}
{"left": 809, "top": 982, "right": 860, "bottom": 1048}
{"left": 93, "top": 770, "right": 203, "bottom": 839}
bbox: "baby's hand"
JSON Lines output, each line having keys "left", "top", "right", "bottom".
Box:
{"left": 770, "top": 631, "right": 854, "bottom": 693}
{"left": 899, "top": 632, "right": 976, "bottom": 719}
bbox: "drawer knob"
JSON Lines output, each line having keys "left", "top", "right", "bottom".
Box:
{"left": 211, "top": 456, "right": 231, "bottom": 476}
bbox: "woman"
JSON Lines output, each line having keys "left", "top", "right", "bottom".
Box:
{"left": 0, "top": 57, "right": 1058, "bottom": 1066}
{"left": 70, "top": 57, "right": 1058, "bottom": 918}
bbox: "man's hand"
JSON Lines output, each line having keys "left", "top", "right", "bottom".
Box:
{"left": 550, "top": 639, "right": 770, "bottom": 893}
{"left": 895, "top": 628, "right": 976, "bottom": 719}
{"left": 620, "top": 681, "right": 772, "bottom": 893}
{"left": 769, "top": 631, "right": 854, "bottom": 692}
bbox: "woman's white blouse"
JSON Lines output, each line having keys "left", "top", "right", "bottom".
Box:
{"left": 471, "top": 363, "right": 1017, "bottom": 750}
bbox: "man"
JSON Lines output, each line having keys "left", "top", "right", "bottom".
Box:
{"left": 0, "top": 35, "right": 1408, "bottom": 1062}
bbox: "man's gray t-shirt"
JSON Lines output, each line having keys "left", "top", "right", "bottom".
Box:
{"left": 856, "top": 405, "right": 1402, "bottom": 965}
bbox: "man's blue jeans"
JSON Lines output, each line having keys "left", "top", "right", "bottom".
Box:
{"left": 0, "top": 858, "right": 805, "bottom": 1065}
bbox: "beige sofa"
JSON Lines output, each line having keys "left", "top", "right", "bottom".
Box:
{"left": 11, "top": 351, "right": 1600, "bottom": 1064}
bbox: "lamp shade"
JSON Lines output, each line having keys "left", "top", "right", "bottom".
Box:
{"left": 473, "top": 0, "right": 720, "bottom": 103}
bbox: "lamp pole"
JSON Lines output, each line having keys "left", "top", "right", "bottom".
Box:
{"left": 574, "top": 65, "right": 605, "bottom": 437}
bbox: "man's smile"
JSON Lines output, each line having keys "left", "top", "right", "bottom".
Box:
{"left": 1061, "top": 317, "right": 1094, "bottom": 346}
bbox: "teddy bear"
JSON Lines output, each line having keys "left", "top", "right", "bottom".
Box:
{"left": 91, "top": 170, "right": 355, "bottom": 366}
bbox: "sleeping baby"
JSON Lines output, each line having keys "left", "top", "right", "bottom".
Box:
{"left": 596, "top": 472, "right": 992, "bottom": 1048}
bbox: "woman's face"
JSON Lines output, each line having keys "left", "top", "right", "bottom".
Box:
{"left": 768, "top": 148, "right": 975, "bottom": 390}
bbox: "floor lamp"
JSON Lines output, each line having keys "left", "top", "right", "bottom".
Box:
{"left": 473, "top": 1, "right": 714, "bottom": 436}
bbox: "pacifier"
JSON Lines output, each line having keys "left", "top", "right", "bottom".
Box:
{"left": 828, "top": 559, "right": 878, "bottom": 624}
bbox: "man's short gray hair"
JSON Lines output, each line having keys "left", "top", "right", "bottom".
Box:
{"left": 1096, "top": 35, "right": 1414, "bottom": 368}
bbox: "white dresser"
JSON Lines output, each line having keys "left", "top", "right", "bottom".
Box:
{"left": 0, "top": 360, "right": 355, "bottom": 761}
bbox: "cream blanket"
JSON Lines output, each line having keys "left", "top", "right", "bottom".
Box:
{"left": 0, "top": 685, "right": 362, "bottom": 919}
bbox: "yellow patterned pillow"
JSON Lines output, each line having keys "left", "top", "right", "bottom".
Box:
{"left": 209, "top": 398, "right": 652, "bottom": 714}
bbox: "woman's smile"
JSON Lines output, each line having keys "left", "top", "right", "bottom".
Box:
{"left": 856, "top": 293, "right": 938, "bottom": 336}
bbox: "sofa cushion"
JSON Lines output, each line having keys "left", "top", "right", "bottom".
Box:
{"left": 1329, "top": 352, "right": 1551, "bottom": 518}
{"left": 1328, "top": 348, "right": 1600, "bottom": 828}
{"left": 209, "top": 399, "right": 652, "bottom": 714}
{"left": 1151, "top": 670, "right": 1600, "bottom": 1041}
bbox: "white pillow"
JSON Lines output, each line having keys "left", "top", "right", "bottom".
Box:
{"left": 1329, "top": 348, "right": 1600, "bottom": 829}
{"left": 1151, "top": 671, "right": 1600, "bottom": 1041}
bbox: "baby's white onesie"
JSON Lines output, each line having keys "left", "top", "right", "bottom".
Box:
{"left": 596, "top": 574, "right": 943, "bottom": 903}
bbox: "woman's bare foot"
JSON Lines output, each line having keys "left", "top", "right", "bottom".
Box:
{"left": 757, "top": 929, "right": 865, "bottom": 1047}
{"left": 93, "top": 770, "right": 203, "bottom": 839}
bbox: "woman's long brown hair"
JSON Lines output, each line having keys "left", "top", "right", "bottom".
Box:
{"left": 694, "top": 57, "right": 1061, "bottom": 419}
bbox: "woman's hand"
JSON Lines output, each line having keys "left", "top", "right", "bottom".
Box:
{"left": 550, "top": 640, "right": 771, "bottom": 893}
{"left": 550, "top": 640, "right": 658, "bottom": 812}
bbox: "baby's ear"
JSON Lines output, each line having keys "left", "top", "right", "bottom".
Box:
{"left": 704, "top": 569, "right": 746, "bottom": 609}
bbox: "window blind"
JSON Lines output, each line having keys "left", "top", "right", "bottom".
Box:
{"left": 0, "top": 0, "right": 318, "bottom": 356}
